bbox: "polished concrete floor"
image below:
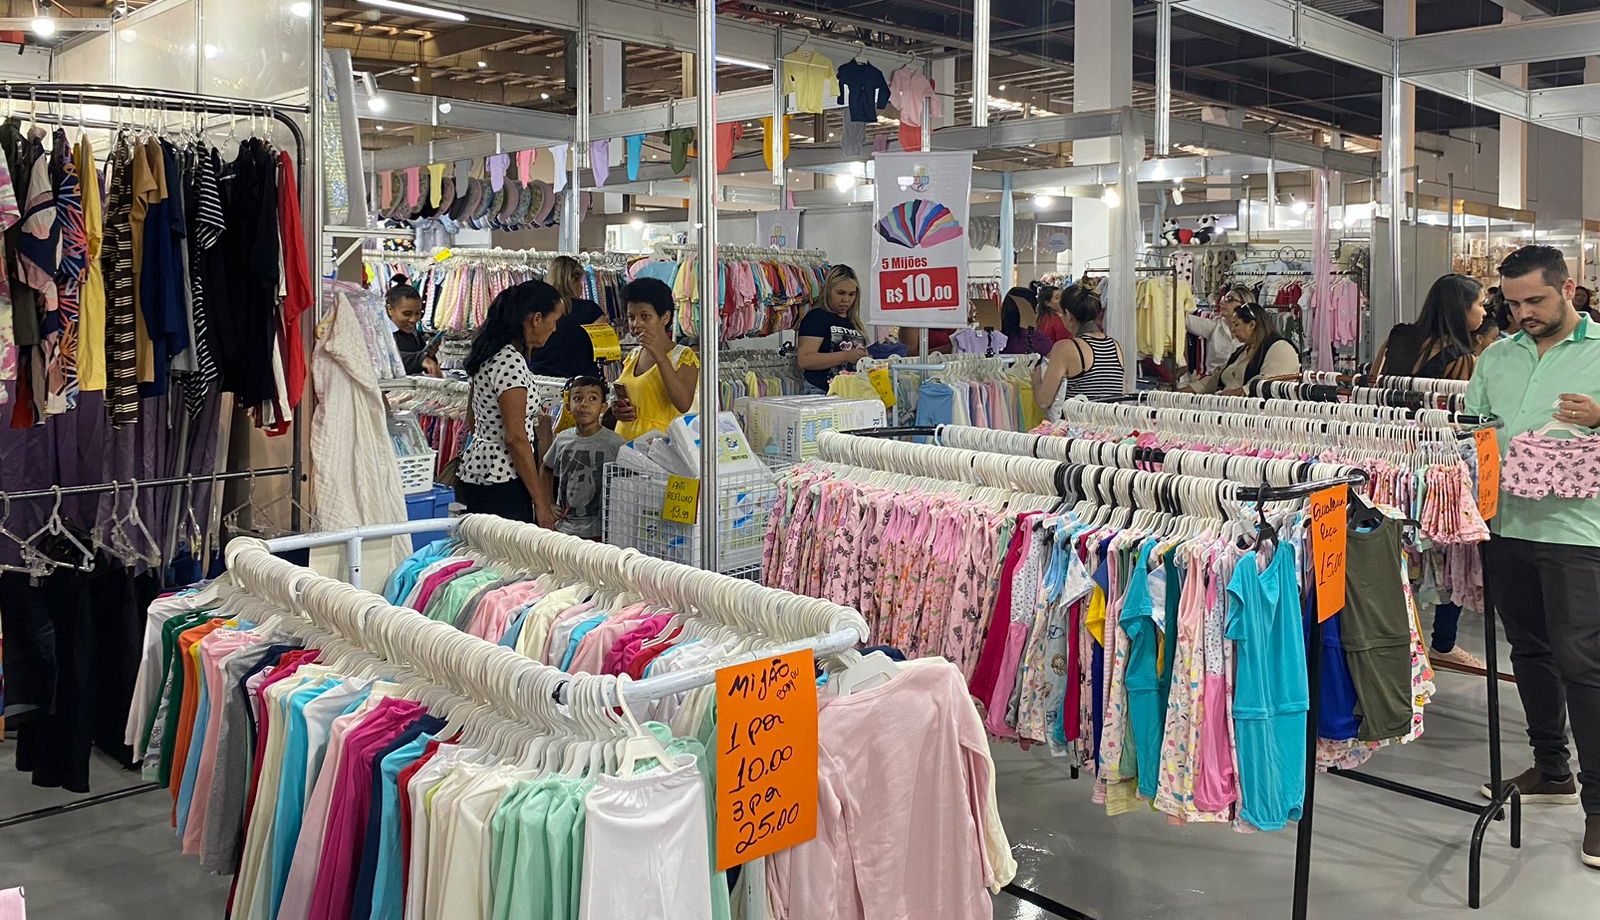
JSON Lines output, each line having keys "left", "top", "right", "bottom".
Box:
{"left": 2, "top": 613, "right": 1598, "bottom": 919}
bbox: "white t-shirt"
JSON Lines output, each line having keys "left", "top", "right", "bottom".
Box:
{"left": 460, "top": 344, "right": 538, "bottom": 485}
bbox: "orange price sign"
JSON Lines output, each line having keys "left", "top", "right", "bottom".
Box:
{"left": 1309, "top": 486, "right": 1348, "bottom": 623}
{"left": 1474, "top": 428, "right": 1500, "bottom": 521}
{"left": 715, "top": 649, "right": 818, "bottom": 871}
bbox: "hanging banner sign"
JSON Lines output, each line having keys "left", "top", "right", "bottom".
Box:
{"left": 756, "top": 209, "right": 803, "bottom": 250}
{"left": 715, "top": 649, "right": 819, "bottom": 870}
{"left": 866, "top": 151, "right": 973, "bottom": 329}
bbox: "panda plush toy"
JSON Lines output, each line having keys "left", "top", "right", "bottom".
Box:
{"left": 1193, "top": 214, "right": 1224, "bottom": 245}
{"left": 1161, "top": 218, "right": 1184, "bottom": 247}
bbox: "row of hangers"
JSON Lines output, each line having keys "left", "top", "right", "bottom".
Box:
{"left": 1329, "top": 370, "right": 1471, "bottom": 396}
{"left": 374, "top": 248, "right": 630, "bottom": 270}
{"left": 1050, "top": 398, "right": 1464, "bottom": 466}
{"left": 225, "top": 538, "right": 676, "bottom": 775}
{"left": 934, "top": 424, "right": 1358, "bottom": 489}
{"left": 1142, "top": 389, "right": 1462, "bottom": 426}
{"left": 1252, "top": 379, "right": 1467, "bottom": 414}
{"left": 651, "top": 242, "right": 831, "bottom": 263}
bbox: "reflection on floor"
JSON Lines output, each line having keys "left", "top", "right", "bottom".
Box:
{"left": 3, "top": 613, "right": 1599, "bottom": 919}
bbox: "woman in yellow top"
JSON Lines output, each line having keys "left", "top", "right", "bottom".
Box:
{"left": 611, "top": 277, "right": 699, "bottom": 441}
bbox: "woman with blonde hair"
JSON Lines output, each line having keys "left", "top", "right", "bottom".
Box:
{"left": 796, "top": 264, "right": 868, "bottom": 393}
{"left": 529, "top": 254, "right": 604, "bottom": 379}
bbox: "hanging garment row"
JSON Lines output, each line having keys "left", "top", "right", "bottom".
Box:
{"left": 717, "top": 346, "right": 806, "bottom": 409}
{"left": 1252, "top": 377, "right": 1469, "bottom": 413}
{"left": 127, "top": 518, "right": 1014, "bottom": 920}
{"left": 760, "top": 430, "right": 1423, "bottom": 830}
{"left": 366, "top": 251, "right": 630, "bottom": 334}
{"left": 0, "top": 118, "right": 310, "bottom": 431}
{"left": 1336, "top": 370, "right": 1471, "bottom": 397}
{"left": 854, "top": 353, "right": 1044, "bottom": 431}
{"left": 630, "top": 245, "right": 830, "bottom": 342}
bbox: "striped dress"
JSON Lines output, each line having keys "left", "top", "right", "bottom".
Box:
{"left": 106, "top": 133, "right": 140, "bottom": 427}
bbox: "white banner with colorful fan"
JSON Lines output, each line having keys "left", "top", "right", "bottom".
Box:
{"left": 866, "top": 151, "right": 973, "bottom": 329}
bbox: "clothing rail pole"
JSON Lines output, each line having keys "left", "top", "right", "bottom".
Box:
{"left": 0, "top": 467, "right": 294, "bottom": 503}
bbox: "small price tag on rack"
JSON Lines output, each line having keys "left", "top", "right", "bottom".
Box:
{"left": 583, "top": 323, "right": 622, "bottom": 362}
{"left": 715, "top": 649, "right": 819, "bottom": 870}
{"left": 432, "top": 247, "right": 453, "bottom": 262}
{"left": 661, "top": 475, "right": 700, "bottom": 525}
{"left": 866, "top": 367, "right": 896, "bottom": 408}
{"left": 1474, "top": 428, "right": 1500, "bottom": 521}
{"left": 1310, "top": 486, "right": 1348, "bottom": 623}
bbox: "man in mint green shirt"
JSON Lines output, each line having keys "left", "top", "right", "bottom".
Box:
{"left": 1465, "top": 244, "right": 1600, "bottom": 870}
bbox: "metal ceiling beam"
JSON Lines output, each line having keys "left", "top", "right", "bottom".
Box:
{"left": 1397, "top": 12, "right": 1600, "bottom": 76}
{"left": 590, "top": 85, "right": 842, "bottom": 138}
{"left": 1528, "top": 83, "right": 1600, "bottom": 121}
{"left": 373, "top": 90, "right": 574, "bottom": 144}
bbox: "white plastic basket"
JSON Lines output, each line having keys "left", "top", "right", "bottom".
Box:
{"left": 602, "top": 463, "right": 781, "bottom": 578}
{"left": 396, "top": 451, "right": 437, "bottom": 494}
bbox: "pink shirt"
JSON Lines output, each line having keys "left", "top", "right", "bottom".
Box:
{"left": 769, "top": 662, "right": 996, "bottom": 920}
{"left": 566, "top": 603, "right": 652, "bottom": 674}
{"left": 183, "top": 630, "right": 260, "bottom": 854}
{"left": 408, "top": 560, "right": 476, "bottom": 611}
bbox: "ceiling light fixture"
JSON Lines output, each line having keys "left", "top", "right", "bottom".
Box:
{"left": 119, "top": 27, "right": 137, "bottom": 42}
{"left": 1031, "top": 194, "right": 1054, "bottom": 209}
{"left": 437, "top": 101, "right": 452, "bottom": 113}
{"left": 476, "top": 60, "right": 488, "bottom": 69}
{"left": 357, "top": 0, "right": 467, "bottom": 23}
{"left": 1101, "top": 186, "right": 1121, "bottom": 209}
{"left": 289, "top": 1, "right": 312, "bottom": 16}
{"left": 629, "top": 217, "right": 645, "bottom": 229}
{"left": 367, "top": 94, "right": 388, "bottom": 113}
{"left": 411, "top": 74, "right": 422, "bottom": 83}
{"left": 30, "top": 3, "right": 54, "bottom": 37}
{"left": 375, "top": 124, "right": 385, "bottom": 132}
{"left": 834, "top": 173, "right": 857, "bottom": 192}
{"left": 539, "top": 92, "right": 550, "bottom": 100}
{"left": 714, "top": 54, "right": 774, "bottom": 71}
{"left": 997, "top": 84, "right": 1006, "bottom": 91}
{"left": 1290, "top": 196, "right": 1308, "bottom": 216}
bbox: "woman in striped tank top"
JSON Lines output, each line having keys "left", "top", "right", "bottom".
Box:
{"left": 1034, "top": 285, "right": 1127, "bottom": 408}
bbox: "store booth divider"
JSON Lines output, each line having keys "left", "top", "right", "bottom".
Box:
{"left": 834, "top": 422, "right": 1519, "bottom": 919}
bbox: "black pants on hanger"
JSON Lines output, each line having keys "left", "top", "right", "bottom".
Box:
{"left": 6, "top": 570, "right": 95, "bottom": 793}
{"left": 456, "top": 478, "right": 535, "bottom": 524}
{"left": 1486, "top": 536, "right": 1600, "bottom": 815}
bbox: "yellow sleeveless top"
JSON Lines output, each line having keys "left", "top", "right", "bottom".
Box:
{"left": 615, "top": 344, "right": 699, "bottom": 441}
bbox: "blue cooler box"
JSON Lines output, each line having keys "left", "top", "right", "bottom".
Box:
{"left": 405, "top": 484, "right": 455, "bottom": 546}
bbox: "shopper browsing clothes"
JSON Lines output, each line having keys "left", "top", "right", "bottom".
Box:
{"left": 1373, "top": 273, "right": 1488, "bottom": 668}
{"left": 1184, "top": 303, "right": 1299, "bottom": 395}
{"left": 796, "top": 264, "right": 869, "bottom": 394}
{"left": 1033, "top": 285, "right": 1125, "bottom": 405}
{"left": 543, "top": 376, "right": 625, "bottom": 540}
{"left": 1034, "top": 283, "right": 1072, "bottom": 345}
{"left": 530, "top": 254, "right": 604, "bottom": 379}
{"left": 1184, "top": 283, "right": 1251, "bottom": 378}
{"left": 456, "top": 280, "right": 563, "bottom": 526}
{"left": 1466, "top": 245, "right": 1600, "bottom": 869}
{"left": 612, "top": 277, "right": 700, "bottom": 441}
{"left": 386, "top": 276, "right": 441, "bottom": 377}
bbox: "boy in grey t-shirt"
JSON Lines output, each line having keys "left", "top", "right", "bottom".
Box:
{"left": 543, "top": 376, "right": 626, "bottom": 539}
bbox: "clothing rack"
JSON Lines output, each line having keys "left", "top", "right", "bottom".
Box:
{"left": 228, "top": 521, "right": 870, "bottom": 920}
{"left": 0, "top": 466, "right": 293, "bottom": 503}
{"left": 1333, "top": 370, "right": 1471, "bottom": 396}
{"left": 823, "top": 426, "right": 1372, "bottom": 920}
{"left": 371, "top": 247, "right": 630, "bottom": 268}
{"left": 844, "top": 425, "right": 1516, "bottom": 915}
{"left": 1035, "top": 393, "right": 1522, "bottom": 912}
{"left": 1251, "top": 378, "right": 1469, "bottom": 414}
{"left": 0, "top": 82, "right": 312, "bottom": 528}
{"left": 652, "top": 242, "right": 830, "bottom": 262}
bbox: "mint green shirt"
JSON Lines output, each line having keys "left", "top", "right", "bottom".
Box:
{"left": 1466, "top": 315, "right": 1600, "bottom": 546}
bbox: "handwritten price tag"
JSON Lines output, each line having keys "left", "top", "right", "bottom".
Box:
{"left": 1474, "top": 428, "right": 1500, "bottom": 521}
{"left": 866, "top": 367, "right": 896, "bottom": 408}
{"left": 1310, "top": 486, "right": 1348, "bottom": 623}
{"left": 661, "top": 475, "right": 700, "bottom": 525}
{"left": 582, "top": 323, "right": 622, "bottom": 362}
{"left": 715, "top": 649, "right": 818, "bottom": 870}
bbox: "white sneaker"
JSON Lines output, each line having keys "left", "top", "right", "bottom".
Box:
{"left": 1432, "top": 646, "right": 1487, "bottom": 670}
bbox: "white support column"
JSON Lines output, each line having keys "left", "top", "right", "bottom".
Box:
{"left": 596, "top": 38, "right": 625, "bottom": 216}
{"left": 1587, "top": 59, "right": 1600, "bottom": 222}
{"left": 972, "top": 0, "right": 990, "bottom": 127}
{"left": 1202, "top": 106, "right": 1243, "bottom": 201}
{"left": 931, "top": 57, "right": 956, "bottom": 130}
{"left": 1383, "top": 0, "right": 1416, "bottom": 174}
{"left": 1501, "top": 12, "right": 1530, "bottom": 210}
{"left": 1071, "top": 1, "right": 1133, "bottom": 277}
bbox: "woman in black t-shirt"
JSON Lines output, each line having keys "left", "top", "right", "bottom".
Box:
{"left": 528, "top": 255, "right": 604, "bottom": 379}
{"left": 1373, "top": 273, "right": 1485, "bottom": 381}
{"left": 796, "top": 265, "right": 868, "bottom": 393}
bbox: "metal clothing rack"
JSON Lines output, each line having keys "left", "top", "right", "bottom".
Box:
{"left": 838, "top": 424, "right": 1377, "bottom": 920}
{"left": 0, "top": 467, "right": 293, "bottom": 503}
{"left": 653, "top": 242, "right": 830, "bottom": 262}
{"left": 1047, "top": 394, "right": 1521, "bottom": 913}
{"left": 0, "top": 83, "right": 312, "bottom": 530}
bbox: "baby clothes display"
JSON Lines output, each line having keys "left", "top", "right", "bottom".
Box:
{"left": 889, "top": 65, "right": 942, "bottom": 151}
{"left": 1502, "top": 426, "right": 1600, "bottom": 499}
{"left": 628, "top": 250, "right": 828, "bottom": 342}
{"left": 762, "top": 432, "right": 1435, "bottom": 830}
{"left": 1134, "top": 276, "right": 1198, "bottom": 362}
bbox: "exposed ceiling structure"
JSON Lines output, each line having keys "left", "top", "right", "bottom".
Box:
{"left": 322, "top": 0, "right": 1600, "bottom": 171}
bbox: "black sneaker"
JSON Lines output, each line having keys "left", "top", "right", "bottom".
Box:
{"left": 1585, "top": 816, "right": 1600, "bottom": 869}
{"left": 1480, "top": 766, "right": 1580, "bottom": 805}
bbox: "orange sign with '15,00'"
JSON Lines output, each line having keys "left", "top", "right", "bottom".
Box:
{"left": 1310, "top": 486, "right": 1348, "bottom": 623}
